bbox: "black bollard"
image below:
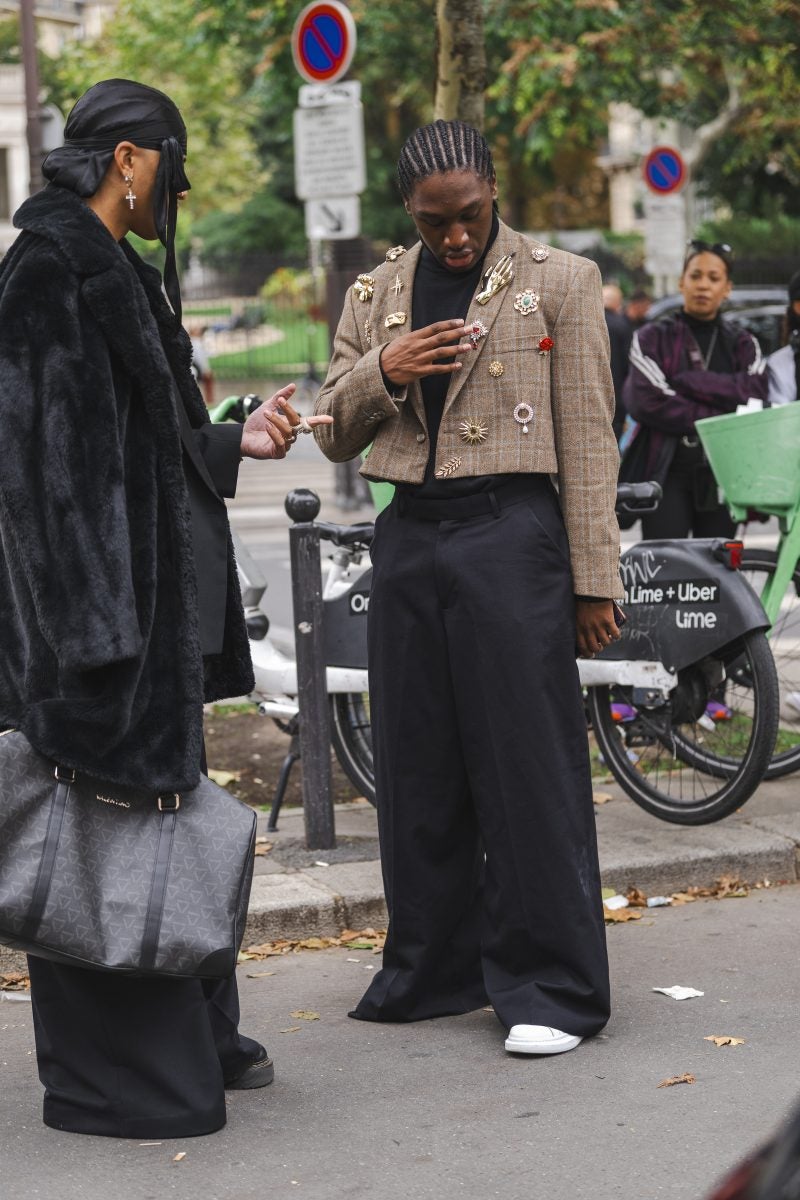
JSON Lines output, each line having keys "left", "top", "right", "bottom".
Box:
{"left": 285, "top": 488, "right": 335, "bottom": 850}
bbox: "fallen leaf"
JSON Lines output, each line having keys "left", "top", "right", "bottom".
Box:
{"left": 290, "top": 1010, "right": 320, "bottom": 1021}
{"left": 670, "top": 892, "right": 697, "bottom": 906}
{"left": 207, "top": 768, "right": 240, "bottom": 787}
{"left": 0, "top": 973, "right": 30, "bottom": 992}
{"left": 280, "top": 1026, "right": 302, "bottom": 1034}
{"left": 593, "top": 791, "right": 613, "bottom": 805}
{"left": 174, "top": 1152, "right": 187, "bottom": 1162}
{"left": 240, "top": 930, "right": 387, "bottom": 960}
{"left": 626, "top": 887, "right": 649, "bottom": 908}
{"left": 658, "top": 1073, "right": 696, "bottom": 1088}
{"left": 253, "top": 845, "right": 272, "bottom": 857}
{"left": 246, "top": 971, "right": 276, "bottom": 979}
{"left": 601, "top": 887, "right": 617, "bottom": 900}
{"left": 604, "top": 908, "right": 641, "bottom": 923}
{"left": 704, "top": 1036, "right": 745, "bottom": 1047}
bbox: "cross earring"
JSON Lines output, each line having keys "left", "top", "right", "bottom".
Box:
{"left": 124, "top": 174, "right": 136, "bottom": 211}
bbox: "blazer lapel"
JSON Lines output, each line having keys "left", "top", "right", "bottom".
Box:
{"left": 441, "top": 223, "right": 519, "bottom": 417}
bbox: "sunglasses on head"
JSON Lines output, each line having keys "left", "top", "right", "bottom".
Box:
{"left": 686, "top": 238, "right": 733, "bottom": 260}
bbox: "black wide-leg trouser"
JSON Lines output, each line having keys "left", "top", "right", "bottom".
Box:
{"left": 352, "top": 478, "right": 610, "bottom": 1036}
{"left": 27, "top": 961, "right": 263, "bottom": 1138}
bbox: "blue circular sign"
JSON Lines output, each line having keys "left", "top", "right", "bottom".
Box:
{"left": 644, "top": 146, "right": 686, "bottom": 195}
{"left": 292, "top": 2, "right": 356, "bottom": 85}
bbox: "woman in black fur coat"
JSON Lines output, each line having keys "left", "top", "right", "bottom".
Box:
{"left": 0, "top": 79, "right": 331, "bottom": 1138}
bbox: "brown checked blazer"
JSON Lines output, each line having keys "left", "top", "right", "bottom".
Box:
{"left": 314, "top": 219, "right": 623, "bottom": 598}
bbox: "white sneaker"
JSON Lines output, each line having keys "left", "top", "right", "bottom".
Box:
{"left": 504, "top": 1024, "right": 583, "bottom": 1055}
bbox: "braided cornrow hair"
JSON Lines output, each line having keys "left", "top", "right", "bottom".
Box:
{"left": 397, "top": 120, "right": 495, "bottom": 200}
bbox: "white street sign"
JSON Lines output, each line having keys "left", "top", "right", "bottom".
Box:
{"left": 294, "top": 102, "right": 366, "bottom": 199}
{"left": 644, "top": 192, "right": 687, "bottom": 287}
{"left": 305, "top": 195, "right": 361, "bottom": 240}
{"left": 299, "top": 81, "right": 361, "bottom": 108}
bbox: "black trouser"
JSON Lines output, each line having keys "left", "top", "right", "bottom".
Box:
{"left": 27, "top": 960, "right": 263, "bottom": 1138}
{"left": 27, "top": 739, "right": 264, "bottom": 1139}
{"left": 352, "top": 478, "right": 610, "bottom": 1035}
{"left": 641, "top": 441, "right": 736, "bottom": 541}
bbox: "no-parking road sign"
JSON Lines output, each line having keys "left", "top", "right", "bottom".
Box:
{"left": 292, "top": 1, "right": 357, "bottom": 85}
{"left": 643, "top": 145, "right": 687, "bottom": 195}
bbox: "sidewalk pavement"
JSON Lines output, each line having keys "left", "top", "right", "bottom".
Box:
{"left": 237, "top": 772, "right": 800, "bottom": 947}
{"left": 2, "top": 774, "right": 797, "bottom": 976}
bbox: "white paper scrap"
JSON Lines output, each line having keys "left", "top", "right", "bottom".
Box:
{"left": 653, "top": 986, "right": 704, "bottom": 1001}
{"left": 647, "top": 896, "right": 672, "bottom": 908}
{"left": 603, "top": 894, "right": 629, "bottom": 911}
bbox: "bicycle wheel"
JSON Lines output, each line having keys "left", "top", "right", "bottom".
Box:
{"left": 587, "top": 629, "right": 779, "bottom": 824}
{"left": 330, "top": 691, "right": 375, "bottom": 805}
{"left": 740, "top": 549, "right": 800, "bottom": 778}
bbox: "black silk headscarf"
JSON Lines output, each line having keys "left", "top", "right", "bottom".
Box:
{"left": 42, "top": 79, "right": 190, "bottom": 322}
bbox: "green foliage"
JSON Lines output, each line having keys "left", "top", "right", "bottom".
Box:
{"left": 696, "top": 214, "right": 800, "bottom": 260}
{"left": 40, "top": 0, "right": 261, "bottom": 219}
{"left": 0, "top": 16, "right": 21, "bottom": 64}
{"left": 192, "top": 190, "right": 306, "bottom": 268}
{"left": 33, "top": 0, "right": 800, "bottom": 260}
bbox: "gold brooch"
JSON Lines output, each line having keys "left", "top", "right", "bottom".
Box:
{"left": 488, "top": 360, "right": 504, "bottom": 378}
{"left": 385, "top": 311, "right": 407, "bottom": 328}
{"left": 513, "top": 288, "right": 540, "bottom": 315}
{"left": 476, "top": 254, "right": 515, "bottom": 305}
{"left": 386, "top": 245, "right": 407, "bottom": 262}
{"left": 353, "top": 274, "right": 375, "bottom": 302}
{"left": 459, "top": 419, "right": 489, "bottom": 446}
{"left": 364, "top": 318, "right": 372, "bottom": 347}
{"left": 434, "top": 455, "right": 462, "bottom": 478}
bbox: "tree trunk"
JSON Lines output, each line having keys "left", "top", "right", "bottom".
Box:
{"left": 434, "top": 0, "right": 486, "bottom": 129}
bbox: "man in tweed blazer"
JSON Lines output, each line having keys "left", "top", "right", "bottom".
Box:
{"left": 314, "top": 121, "right": 622, "bottom": 1060}
{"left": 315, "top": 213, "right": 622, "bottom": 605}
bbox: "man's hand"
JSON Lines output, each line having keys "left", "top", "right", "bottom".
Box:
{"left": 575, "top": 599, "right": 624, "bottom": 659}
{"left": 380, "top": 320, "right": 474, "bottom": 386}
{"left": 239, "top": 384, "right": 333, "bottom": 460}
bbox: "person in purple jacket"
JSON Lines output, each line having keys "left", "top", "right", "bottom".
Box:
{"left": 623, "top": 240, "right": 767, "bottom": 541}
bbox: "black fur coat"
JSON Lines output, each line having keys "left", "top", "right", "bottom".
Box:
{"left": 0, "top": 185, "right": 254, "bottom": 790}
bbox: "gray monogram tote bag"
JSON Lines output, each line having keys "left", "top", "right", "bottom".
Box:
{"left": 0, "top": 730, "right": 256, "bottom": 978}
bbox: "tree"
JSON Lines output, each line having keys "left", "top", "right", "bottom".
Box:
{"left": 434, "top": 0, "right": 486, "bottom": 127}
{"left": 486, "top": 0, "right": 800, "bottom": 223}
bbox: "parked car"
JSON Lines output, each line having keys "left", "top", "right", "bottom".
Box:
{"left": 647, "top": 286, "right": 788, "bottom": 356}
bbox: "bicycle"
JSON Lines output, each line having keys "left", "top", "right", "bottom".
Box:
{"left": 697, "top": 402, "right": 800, "bottom": 779}
{"left": 215, "top": 398, "right": 779, "bottom": 826}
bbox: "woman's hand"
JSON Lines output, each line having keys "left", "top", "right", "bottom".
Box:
{"left": 380, "top": 320, "right": 474, "bottom": 386}
{"left": 575, "top": 599, "right": 624, "bottom": 659}
{"left": 239, "top": 384, "right": 333, "bottom": 460}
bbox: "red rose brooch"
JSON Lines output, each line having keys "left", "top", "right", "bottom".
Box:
{"left": 538, "top": 336, "right": 554, "bottom": 356}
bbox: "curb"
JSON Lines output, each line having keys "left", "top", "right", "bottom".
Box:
{"left": 2, "top": 815, "right": 797, "bottom": 978}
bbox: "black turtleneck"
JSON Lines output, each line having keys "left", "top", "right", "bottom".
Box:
{"left": 677, "top": 309, "right": 734, "bottom": 374}
{"left": 401, "top": 212, "right": 517, "bottom": 498}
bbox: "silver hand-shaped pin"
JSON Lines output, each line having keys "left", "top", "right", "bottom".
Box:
{"left": 293, "top": 417, "right": 313, "bottom": 434}
{"left": 476, "top": 253, "right": 515, "bottom": 305}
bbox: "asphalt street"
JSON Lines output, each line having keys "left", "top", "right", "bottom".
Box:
{"left": 3, "top": 883, "right": 799, "bottom": 1200}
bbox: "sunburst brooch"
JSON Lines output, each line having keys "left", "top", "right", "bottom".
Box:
{"left": 459, "top": 419, "right": 489, "bottom": 446}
